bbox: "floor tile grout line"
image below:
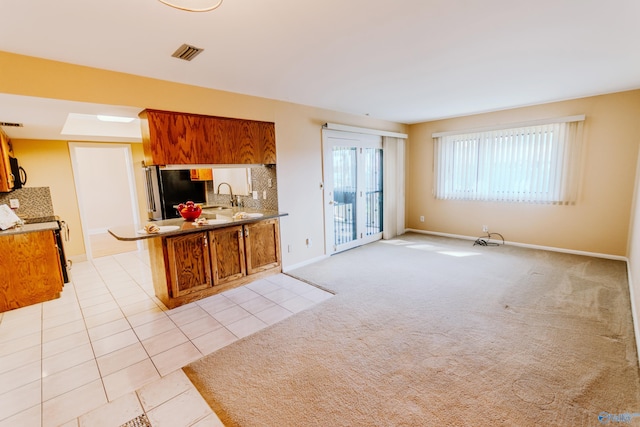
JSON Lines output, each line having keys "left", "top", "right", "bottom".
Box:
{"left": 2, "top": 248, "right": 334, "bottom": 426}
{"left": 77, "top": 256, "right": 164, "bottom": 401}
{"left": 65, "top": 258, "right": 113, "bottom": 423}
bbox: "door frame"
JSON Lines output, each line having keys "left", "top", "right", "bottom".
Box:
{"left": 69, "top": 142, "right": 141, "bottom": 259}
{"left": 322, "top": 129, "right": 383, "bottom": 255}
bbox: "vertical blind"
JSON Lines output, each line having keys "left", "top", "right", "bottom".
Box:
{"left": 433, "top": 118, "right": 584, "bottom": 204}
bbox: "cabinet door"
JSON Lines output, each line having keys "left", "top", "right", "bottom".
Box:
{"left": 203, "top": 117, "right": 238, "bottom": 164}
{"left": 204, "top": 117, "right": 262, "bottom": 164}
{"left": 244, "top": 219, "right": 281, "bottom": 275}
{"left": 141, "top": 109, "right": 276, "bottom": 166}
{"left": 165, "top": 232, "right": 212, "bottom": 297}
{"left": 209, "top": 226, "right": 246, "bottom": 285}
{"left": 0, "top": 130, "right": 14, "bottom": 192}
{"left": 142, "top": 110, "right": 200, "bottom": 165}
{"left": 258, "top": 121, "right": 277, "bottom": 164}
{"left": 0, "top": 230, "right": 63, "bottom": 312}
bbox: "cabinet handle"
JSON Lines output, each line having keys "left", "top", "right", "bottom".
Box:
{"left": 203, "top": 234, "right": 208, "bottom": 247}
{"left": 244, "top": 228, "right": 249, "bottom": 237}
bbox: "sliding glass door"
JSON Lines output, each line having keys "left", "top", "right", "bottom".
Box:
{"left": 323, "top": 130, "right": 383, "bottom": 254}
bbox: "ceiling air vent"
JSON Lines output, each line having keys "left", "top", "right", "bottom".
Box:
{"left": 171, "top": 44, "right": 204, "bottom": 61}
{"left": 0, "top": 122, "right": 23, "bottom": 127}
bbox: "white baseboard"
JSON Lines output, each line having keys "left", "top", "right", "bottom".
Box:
{"left": 283, "top": 254, "right": 330, "bottom": 273}
{"left": 405, "top": 228, "right": 628, "bottom": 261}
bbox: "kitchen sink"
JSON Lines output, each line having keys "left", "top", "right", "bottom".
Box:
{"left": 202, "top": 205, "right": 232, "bottom": 213}
{"left": 201, "top": 206, "right": 233, "bottom": 219}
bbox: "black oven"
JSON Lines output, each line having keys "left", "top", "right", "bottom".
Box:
{"left": 54, "top": 219, "right": 70, "bottom": 283}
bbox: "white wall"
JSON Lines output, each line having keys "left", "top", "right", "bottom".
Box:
{"left": 626, "top": 150, "right": 640, "bottom": 364}
{"left": 73, "top": 145, "right": 135, "bottom": 233}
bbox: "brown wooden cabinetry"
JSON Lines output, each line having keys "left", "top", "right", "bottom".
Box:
{"left": 0, "top": 230, "right": 64, "bottom": 312}
{"left": 245, "top": 218, "right": 281, "bottom": 275}
{"left": 0, "top": 129, "right": 15, "bottom": 192}
{"left": 165, "top": 232, "right": 212, "bottom": 297}
{"left": 140, "top": 109, "right": 276, "bottom": 166}
{"left": 210, "top": 225, "right": 246, "bottom": 285}
{"left": 149, "top": 218, "right": 282, "bottom": 308}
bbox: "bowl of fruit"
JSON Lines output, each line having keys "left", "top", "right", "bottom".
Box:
{"left": 177, "top": 201, "right": 202, "bottom": 221}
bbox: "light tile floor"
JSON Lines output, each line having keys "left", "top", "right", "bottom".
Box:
{"left": 0, "top": 250, "right": 333, "bottom": 427}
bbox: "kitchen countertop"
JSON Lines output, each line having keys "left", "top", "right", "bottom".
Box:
{"left": 108, "top": 209, "right": 288, "bottom": 241}
{"left": 0, "top": 221, "right": 59, "bottom": 236}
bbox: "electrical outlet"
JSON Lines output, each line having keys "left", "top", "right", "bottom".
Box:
{"left": 268, "top": 178, "right": 272, "bottom": 188}
{"left": 252, "top": 190, "right": 258, "bottom": 200}
{"left": 9, "top": 199, "right": 19, "bottom": 209}
{"left": 263, "top": 190, "right": 267, "bottom": 200}
{"left": 482, "top": 225, "right": 489, "bottom": 233}
{"left": 419, "top": 216, "right": 425, "bottom": 222}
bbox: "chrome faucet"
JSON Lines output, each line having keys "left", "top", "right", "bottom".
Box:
{"left": 216, "top": 182, "right": 237, "bottom": 206}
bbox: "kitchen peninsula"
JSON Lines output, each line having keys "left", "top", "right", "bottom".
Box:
{"left": 109, "top": 209, "right": 287, "bottom": 308}
{"left": 119, "top": 108, "right": 285, "bottom": 308}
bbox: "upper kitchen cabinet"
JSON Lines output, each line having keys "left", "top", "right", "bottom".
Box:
{"left": 140, "top": 109, "right": 276, "bottom": 166}
{"left": 0, "top": 129, "right": 15, "bottom": 192}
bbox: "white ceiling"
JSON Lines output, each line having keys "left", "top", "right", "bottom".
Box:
{"left": 1, "top": 0, "right": 640, "bottom": 141}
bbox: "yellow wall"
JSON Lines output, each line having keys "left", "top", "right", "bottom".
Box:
{"left": 0, "top": 51, "right": 406, "bottom": 265}
{"left": 12, "top": 139, "right": 147, "bottom": 258}
{"left": 407, "top": 90, "right": 640, "bottom": 256}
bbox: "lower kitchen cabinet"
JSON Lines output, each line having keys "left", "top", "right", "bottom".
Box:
{"left": 165, "top": 232, "right": 212, "bottom": 298}
{"left": 210, "top": 225, "right": 246, "bottom": 285}
{"left": 149, "top": 218, "right": 282, "bottom": 308}
{"left": 245, "top": 219, "right": 281, "bottom": 274}
{"left": 0, "top": 230, "right": 64, "bottom": 312}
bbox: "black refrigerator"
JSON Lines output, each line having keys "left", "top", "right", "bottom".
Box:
{"left": 144, "top": 166, "right": 207, "bottom": 220}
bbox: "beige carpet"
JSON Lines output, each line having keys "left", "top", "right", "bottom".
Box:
{"left": 184, "top": 233, "right": 640, "bottom": 426}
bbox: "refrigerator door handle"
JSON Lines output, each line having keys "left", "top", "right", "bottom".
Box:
{"left": 145, "top": 167, "right": 156, "bottom": 213}
{"left": 144, "top": 166, "right": 163, "bottom": 221}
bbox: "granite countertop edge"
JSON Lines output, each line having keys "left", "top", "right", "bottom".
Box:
{"left": 0, "top": 221, "right": 59, "bottom": 236}
{"left": 109, "top": 210, "right": 288, "bottom": 241}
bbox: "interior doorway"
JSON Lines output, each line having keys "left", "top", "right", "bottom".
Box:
{"left": 69, "top": 143, "right": 140, "bottom": 259}
{"left": 322, "top": 129, "right": 383, "bottom": 254}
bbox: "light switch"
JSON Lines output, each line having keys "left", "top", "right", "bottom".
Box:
{"left": 263, "top": 191, "right": 267, "bottom": 200}
{"left": 9, "top": 199, "right": 19, "bottom": 209}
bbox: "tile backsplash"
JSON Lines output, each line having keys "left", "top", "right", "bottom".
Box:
{"left": 206, "top": 165, "right": 279, "bottom": 211}
{"left": 0, "top": 187, "right": 54, "bottom": 219}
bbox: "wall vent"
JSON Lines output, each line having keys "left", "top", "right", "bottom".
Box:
{"left": 171, "top": 44, "right": 204, "bottom": 61}
{"left": 0, "top": 122, "right": 23, "bottom": 127}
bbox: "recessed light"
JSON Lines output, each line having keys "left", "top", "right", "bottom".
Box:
{"left": 97, "top": 115, "right": 136, "bottom": 123}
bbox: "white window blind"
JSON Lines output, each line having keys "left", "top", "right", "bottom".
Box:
{"left": 433, "top": 118, "right": 584, "bottom": 204}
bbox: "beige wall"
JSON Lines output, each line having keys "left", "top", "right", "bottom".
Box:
{"left": 0, "top": 51, "right": 406, "bottom": 266}
{"left": 12, "top": 139, "right": 148, "bottom": 258}
{"left": 12, "top": 139, "right": 84, "bottom": 256}
{"left": 407, "top": 90, "right": 640, "bottom": 256}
